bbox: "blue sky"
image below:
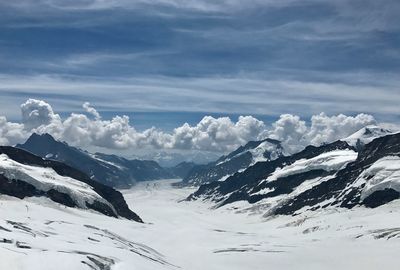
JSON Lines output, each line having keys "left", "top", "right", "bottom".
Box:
{"left": 0, "top": 0, "right": 399, "bottom": 129}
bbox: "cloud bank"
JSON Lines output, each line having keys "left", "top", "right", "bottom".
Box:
{"left": 0, "top": 99, "right": 381, "bottom": 155}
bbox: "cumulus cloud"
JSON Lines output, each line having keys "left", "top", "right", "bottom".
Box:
{"left": 166, "top": 115, "right": 266, "bottom": 152}
{"left": 82, "top": 102, "right": 101, "bottom": 120}
{"left": 20, "top": 99, "right": 61, "bottom": 129}
{"left": 307, "top": 113, "right": 376, "bottom": 146}
{"left": 265, "top": 114, "right": 308, "bottom": 153}
{"left": 0, "top": 99, "right": 384, "bottom": 155}
{"left": 265, "top": 113, "right": 377, "bottom": 153}
{"left": 0, "top": 116, "right": 27, "bottom": 145}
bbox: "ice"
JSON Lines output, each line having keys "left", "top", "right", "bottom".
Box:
{"left": 260, "top": 149, "right": 357, "bottom": 184}
{"left": 1, "top": 179, "right": 399, "bottom": 269}
{"left": 354, "top": 156, "right": 400, "bottom": 200}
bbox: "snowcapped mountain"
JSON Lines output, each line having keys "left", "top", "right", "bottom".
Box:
{"left": 188, "top": 140, "right": 354, "bottom": 205}
{"left": 182, "top": 138, "right": 285, "bottom": 186}
{"left": 342, "top": 125, "right": 394, "bottom": 150}
{"left": 17, "top": 133, "right": 173, "bottom": 188}
{"left": 188, "top": 132, "right": 400, "bottom": 216}
{"left": 0, "top": 146, "right": 142, "bottom": 222}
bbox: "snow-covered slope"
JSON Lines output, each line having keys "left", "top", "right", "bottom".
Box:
{"left": 2, "top": 179, "right": 400, "bottom": 270}
{"left": 0, "top": 154, "right": 113, "bottom": 210}
{"left": 0, "top": 146, "right": 142, "bottom": 222}
{"left": 182, "top": 138, "right": 284, "bottom": 186}
{"left": 356, "top": 156, "right": 400, "bottom": 200}
{"left": 188, "top": 140, "right": 355, "bottom": 209}
{"left": 17, "top": 133, "right": 173, "bottom": 188}
{"left": 259, "top": 149, "right": 357, "bottom": 184}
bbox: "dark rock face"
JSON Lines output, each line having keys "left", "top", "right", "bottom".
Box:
{"left": 17, "top": 133, "right": 172, "bottom": 188}
{"left": 47, "top": 189, "right": 77, "bottom": 208}
{"left": 362, "top": 189, "right": 400, "bottom": 208}
{"left": 182, "top": 138, "right": 284, "bottom": 186}
{"left": 0, "top": 174, "right": 40, "bottom": 199}
{"left": 168, "top": 162, "right": 197, "bottom": 179}
{"left": 190, "top": 133, "right": 400, "bottom": 216}
{"left": 0, "top": 146, "right": 142, "bottom": 222}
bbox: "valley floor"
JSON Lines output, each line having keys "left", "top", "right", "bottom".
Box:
{"left": 1, "top": 179, "right": 400, "bottom": 270}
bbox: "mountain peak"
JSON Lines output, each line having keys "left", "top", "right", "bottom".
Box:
{"left": 343, "top": 125, "right": 394, "bottom": 150}
{"left": 25, "top": 132, "right": 58, "bottom": 144}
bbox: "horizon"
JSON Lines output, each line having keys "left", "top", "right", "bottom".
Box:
{"left": 4, "top": 98, "right": 400, "bottom": 167}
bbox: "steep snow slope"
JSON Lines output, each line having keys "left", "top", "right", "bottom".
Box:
{"left": 356, "top": 156, "right": 400, "bottom": 199}
{"left": 1, "top": 180, "right": 400, "bottom": 270}
{"left": 259, "top": 149, "right": 357, "bottom": 184}
{"left": 0, "top": 154, "right": 113, "bottom": 210}
{"left": 0, "top": 146, "right": 142, "bottom": 222}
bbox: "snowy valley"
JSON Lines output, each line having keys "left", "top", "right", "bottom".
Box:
{"left": 0, "top": 126, "right": 400, "bottom": 270}
{"left": 1, "top": 180, "right": 400, "bottom": 270}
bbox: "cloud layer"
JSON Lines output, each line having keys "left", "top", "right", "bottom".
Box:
{"left": 0, "top": 99, "right": 380, "bottom": 155}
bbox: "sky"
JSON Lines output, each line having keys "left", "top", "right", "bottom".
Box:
{"left": 0, "top": 0, "right": 399, "bottom": 163}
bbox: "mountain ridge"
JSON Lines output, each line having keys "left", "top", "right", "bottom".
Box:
{"left": 17, "top": 133, "right": 174, "bottom": 188}
{"left": 181, "top": 138, "right": 285, "bottom": 186}
{"left": 188, "top": 132, "right": 400, "bottom": 217}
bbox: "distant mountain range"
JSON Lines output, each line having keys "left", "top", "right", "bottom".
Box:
{"left": 188, "top": 126, "right": 400, "bottom": 216}
{"left": 0, "top": 146, "right": 142, "bottom": 222}
{"left": 16, "top": 133, "right": 178, "bottom": 188}
{"left": 3, "top": 125, "right": 399, "bottom": 220}
{"left": 182, "top": 138, "right": 285, "bottom": 186}
{"left": 131, "top": 150, "right": 220, "bottom": 167}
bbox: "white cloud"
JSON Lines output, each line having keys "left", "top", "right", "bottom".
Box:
{"left": 167, "top": 115, "right": 266, "bottom": 152}
{"left": 265, "top": 114, "right": 308, "bottom": 153}
{"left": 0, "top": 116, "right": 27, "bottom": 145}
{"left": 20, "top": 98, "right": 61, "bottom": 129}
{"left": 0, "top": 99, "right": 388, "bottom": 155}
{"left": 307, "top": 113, "right": 376, "bottom": 146}
{"left": 82, "top": 102, "right": 101, "bottom": 120}
{"left": 265, "top": 113, "right": 377, "bottom": 153}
